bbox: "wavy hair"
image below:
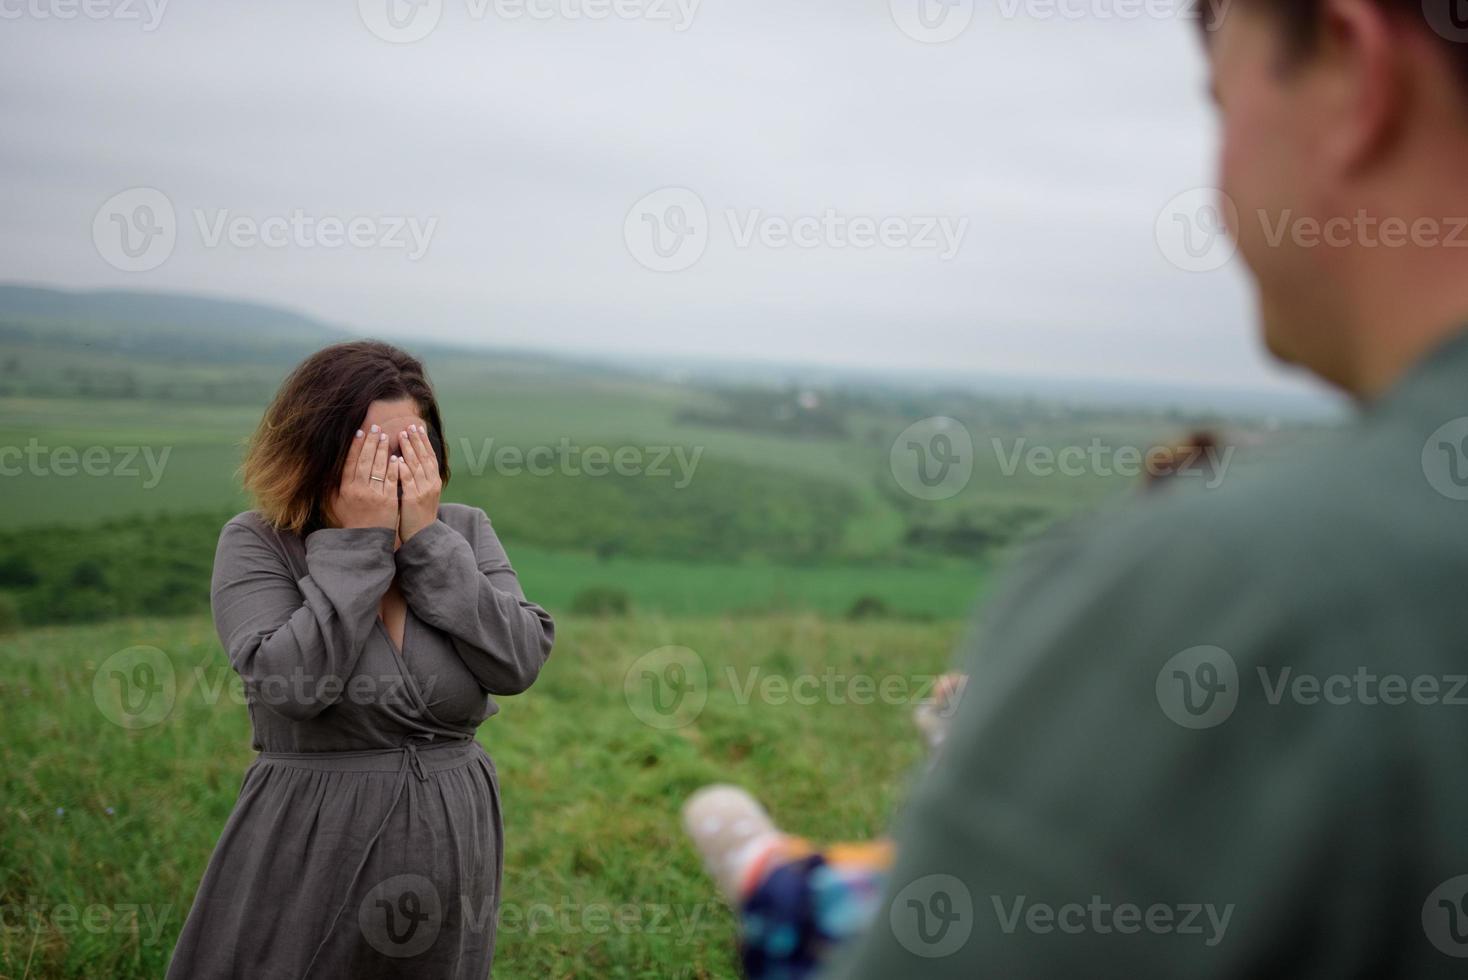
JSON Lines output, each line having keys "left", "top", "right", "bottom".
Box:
{"left": 241, "top": 340, "right": 449, "bottom": 534}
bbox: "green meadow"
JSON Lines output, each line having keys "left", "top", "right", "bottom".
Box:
{"left": 1, "top": 613, "right": 963, "bottom": 978}
{"left": 0, "top": 287, "right": 1325, "bottom": 977}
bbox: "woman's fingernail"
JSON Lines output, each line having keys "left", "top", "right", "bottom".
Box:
{"left": 409, "top": 424, "right": 417, "bottom": 433}
{"left": 355, "top": 429, "right": 364, "bottom": 438}
{"left": 379, "top": 432, "right": 387, "bottom": 442}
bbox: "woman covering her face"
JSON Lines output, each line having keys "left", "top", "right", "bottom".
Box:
{"left": 166, "top": 340, "right": 554, "bottom": 979}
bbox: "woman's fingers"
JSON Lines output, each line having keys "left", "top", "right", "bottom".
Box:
{"left": 410, "top": 424, "right": 439, "bottom": 481}
{"left": 356, "top": 425, "right": 383, "bottom": 484}
{"left": 400, "top": 428, "right": 430, "bottom": 485}
{"left": 369, "top": 430, "right": 391, "bottom": 491}
{"left": 341, "top": 425, "right": 367, "bottom": 486}
{"left": 385, "top": 451, "right": 400, "bottom": 498}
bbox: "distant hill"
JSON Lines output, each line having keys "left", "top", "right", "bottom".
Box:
{"left": 0, "top": 283, "right": 349, "bottom": 365}
{"left": 0, "top": 283, "right": 631, "bottom": 402}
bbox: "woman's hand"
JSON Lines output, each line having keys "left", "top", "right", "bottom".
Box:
{"left": 326, "top": 424, "right": 399, "bottom": 530}
{"left": 396, "top": 422, "right": 442, "bottom": 542}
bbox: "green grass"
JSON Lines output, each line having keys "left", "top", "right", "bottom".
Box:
{"left": 0, "top": 612, "right": 966, "bottom": 978}
{"left": 510, "top": 545, "right": 995, "bottom": 619}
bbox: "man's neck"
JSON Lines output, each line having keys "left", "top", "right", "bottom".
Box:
{"left": 1347, "top": 290, "right": 1468, "bottom": 400}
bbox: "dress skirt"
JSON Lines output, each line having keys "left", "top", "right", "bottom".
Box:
{"left": 166, "top": 738, "right": 503, "bottom": 979}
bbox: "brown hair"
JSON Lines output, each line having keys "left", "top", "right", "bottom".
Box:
{"left": 241, "top": 340, "right": 449, "bottom": 534}
{"left": 1195, "top": 0, "right": 1468, "bottom": 91}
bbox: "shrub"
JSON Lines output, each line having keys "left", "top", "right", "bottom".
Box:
{"left": 0, "top": 593, "right": 19, "bottom": 634}
{"left": 0, "top": 554, "right": 39, "bottom": 588}
{"left": 846, "top": 595, "right": 891, "bottom": 620}
{"left": 570, "top": 587, "right": 632, "bottom": 617}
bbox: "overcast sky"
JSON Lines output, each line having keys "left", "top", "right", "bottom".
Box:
{"left": 0, "top": 0, "right": 1333, "bottom": 401}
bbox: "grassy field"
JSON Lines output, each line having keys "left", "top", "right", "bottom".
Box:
{"left": 0, "top": 612, "right": 965, "bottom": 979}
{"left": 0, "top": 287, "right": 1332, "bottom": 977}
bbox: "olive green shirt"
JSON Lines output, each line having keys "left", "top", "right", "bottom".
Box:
{"left": 828, "top": 328, "right": 1468, "bottom": 978}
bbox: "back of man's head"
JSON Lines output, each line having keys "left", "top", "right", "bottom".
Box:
{"left": 1194, "top": 0, "right": 1468, "bottom": 398}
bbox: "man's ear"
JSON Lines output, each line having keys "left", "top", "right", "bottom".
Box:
{"left": 1319, "top": 0, "right": 1407, "bottom": 175}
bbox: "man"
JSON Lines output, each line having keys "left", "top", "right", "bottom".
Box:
{"left": 826, "top": 2, "right": 1468, "bottom": 976}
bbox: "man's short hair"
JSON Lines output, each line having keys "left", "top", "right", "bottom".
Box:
{"left": 1195, "top": 0, "right": 1468, "bottom": 93}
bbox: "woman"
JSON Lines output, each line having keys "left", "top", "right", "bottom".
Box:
{"left": 167, "top": 340, "right": 555, "bottom": 979}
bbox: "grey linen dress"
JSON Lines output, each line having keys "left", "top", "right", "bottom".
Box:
{"left": 166, "top": 502, "right": 554, "bottom": 979}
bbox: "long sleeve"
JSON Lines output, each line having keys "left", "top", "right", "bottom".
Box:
{"left": 823, "top": 483, "right": 1404, "bottom": 979}
{"left": 210, "top": 515, "right": 397, "bottom": 721}
{"left": 394, "top": 506, "right": 554, "bottom": 695}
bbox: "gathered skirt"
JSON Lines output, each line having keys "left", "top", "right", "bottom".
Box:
{"left": 166, "top": 738, "right": 503, "bottom": 980}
